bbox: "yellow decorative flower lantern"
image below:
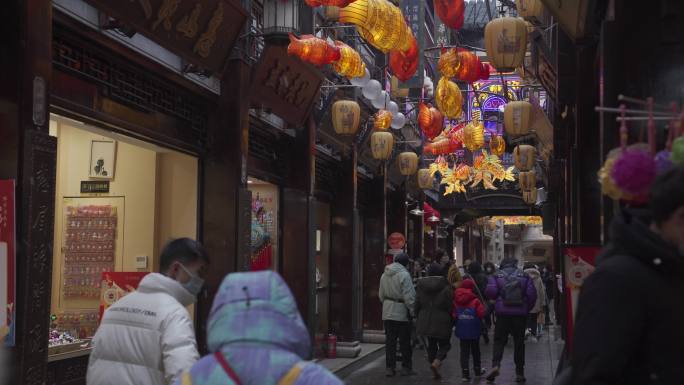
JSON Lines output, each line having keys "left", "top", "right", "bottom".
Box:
{"left": 519, "top": 170, "right": 536, "bottom": 191}
{"left": 339, "top": 0, "right": 413, "bottom": 53}
{"left": 438, "top": 48, "right": 459, "bottom": 78}
{"left": 436, "top": 77, "right": 463, "bottom": 119}
{"left": 374, "top": 110, "right": 393, "bottom": 130}
{"left": 513, "top": 144, "right": 536, "bottom": 171}
{"left": 522, "top": 188, "right": 537, "bottom": 205}
{"left": 371, "top": 131, "right": 394, "bottom": 160}
{"left": 417, "top": 169, "right": 434, "bottom": 189}
{"left": 397, "top": 152, "right": 419, "bottom": 176}
{"left": 332, "top": 41, "right": 366, "bottom": 78}
{"left": 484, "top": 17, "right": 528, "bottom": 72}
{"left": 489, "top": 134, "right": 506, "bottom": 156}
{"left": 331, "top": 100, "right": 361, "bottom": 136}
{"left": 504, "top": 101, "right": 532, "bottom": 136}
{"left": 462, "top": 119, "right": 485, "bottom": 151}
{"left": 516, "top": 0, "right": 543, "bottom": 21}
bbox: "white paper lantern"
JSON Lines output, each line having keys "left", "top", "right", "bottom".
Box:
{"left": 390, "top": 112, "right": 406, "bottom": 129}
{"left": 387, "top": 101, "right": 399, "bottom": 115}
{"left": 350, "top": 68, "right": 371, "bottom": 87}
{"left": 372, "top": 91, "right": 391, "bottom": 109}
{"left": 362, "top": 79, "right": 382, "bottom": 100}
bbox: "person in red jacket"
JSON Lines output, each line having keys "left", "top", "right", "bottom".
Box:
{"left": 454, "top": 279, "right": 486, "bottom": 381}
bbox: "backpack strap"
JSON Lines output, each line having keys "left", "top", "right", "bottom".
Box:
{"left": 214, "top": 351, "right": 244, "bottom": 385}
{"left": 277, "top": 361, "right": 309, "bottom": 385}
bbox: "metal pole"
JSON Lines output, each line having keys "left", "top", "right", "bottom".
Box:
{"left": 618, "top": 94, "right": 670, "bottom": 110}
{"left": 594, "top": 106, "right": 675, "bottom": 116}
{"left": 616, "top": 116, "right": 672, "bottom": 121}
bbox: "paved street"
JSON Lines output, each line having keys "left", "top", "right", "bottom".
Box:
{"left": 345, "top": 327, "right": 563, "bottom": 385}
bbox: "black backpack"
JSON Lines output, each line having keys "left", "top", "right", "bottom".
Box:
{"left": 499, "top": 269, "right": 524, "bottom": 306}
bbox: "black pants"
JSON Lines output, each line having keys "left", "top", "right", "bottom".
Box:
{"left": 385, "top": 320, "right": 412, "bottom": 369}
{"left": 459, "top": 339, "right": 481, "bottom": 371}
{"left": 426, "top": 337, "right": 451, "bottom": 363}
{"left": 527, "top": 312, "right": 539, "bottom": 336}
{"left": 492, "top": 314, "right": 527, "bottom": 375}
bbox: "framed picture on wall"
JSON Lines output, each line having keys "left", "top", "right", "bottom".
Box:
{"left": 89, "top": 140, "right": 117, "bottom": 179}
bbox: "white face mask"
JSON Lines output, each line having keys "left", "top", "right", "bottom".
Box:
{"left": 178, "top": 263, "right": 205, "bottom": 296}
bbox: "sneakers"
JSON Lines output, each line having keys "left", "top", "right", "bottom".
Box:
{"left": 474, "top": 367, "right": 486, "bottom": 377}
{"left": 515, "top": 374, "right": 527, "bottom": 382}
{"left": 485, "top": 366, "right": 500, "bottom": 382}
{"left": 399, "top": 367, "right": 417, "bottom": 376}
{"left": 385, "top": 368, "right": 395, "bottom": 377}
{"left": 461, "top": 368, "right": 471, "bottom": 382}
{"left": 430, "top": 359, "right": 442, "bottom": 380}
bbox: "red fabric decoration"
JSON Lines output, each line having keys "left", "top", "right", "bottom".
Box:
{"left": 287, "top": 33, "right": 341, "bottom": 66}
{"left": 390, "top": 37, "right": 419, "bottom": 82}
{"left": 418, "top": 103, "right": 445, "bottom": 140}
{"left": 423, "top": 202, "right": 441, "bottom": 224}
{"left": 435, "top": 0, "right": 465, "bottom": 30}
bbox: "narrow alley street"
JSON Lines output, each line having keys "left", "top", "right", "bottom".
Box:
{"left": 345, "top": 327, "right": 563, "bottom": 385}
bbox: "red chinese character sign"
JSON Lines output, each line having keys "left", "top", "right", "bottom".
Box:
{"left": 0, "top": 180, "right": 15, "bottom": 346}
{"left": 100, "top": 272, "right": 150, "bottom": 321}
{"left": 563, "top": 245, "right": 600, "bottom": 353}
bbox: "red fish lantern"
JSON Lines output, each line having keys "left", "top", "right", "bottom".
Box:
{"left": 424, "top": 136, "right": 463, "bottom": 155}
{"left": 418, "top": 103, "right": 445, "bottom": 140}
{"left": 389, "top": 36, "right": 419, "bottom": 82}
{"left": 435, "top": 0, "right": 465, "bottom": 30}
{"left": 455, "top": 49, "right": 491, "bottom": 83}
{"left": 287, "top": 33, "right": 341, "bottom": 66}
{"left": 305, "top": 0, "right": 357, "bottom": 7}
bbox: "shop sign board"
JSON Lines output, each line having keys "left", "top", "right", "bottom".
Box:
{"left": 81, "top": 180, "right": 111, "bottom": 194}
{"left": 399, "top": 0, "right": 425, "bottom": 89}
{"left": 536, "top": 43, "right": 558, "bottom": 102}
{"left": 83, "top": 0, "right": 248, "bottom": 73}
{"left": 0, "top": 180, "right": 15, "bottom": 346}
{"left": 563, "top": 245, "right": 601, "bottom": 353}
{"left": 387, "top": 232, "right": 406, "bottom": 250}
{"left": 99, "top": 272, "right": 150, "bottom": 321}
{"left": 250, "top": 44, "right": 324, "bottom": 126}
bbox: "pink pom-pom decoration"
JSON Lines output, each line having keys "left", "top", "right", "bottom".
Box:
{"left": 610, "top": 149, "right": 656, "bottom": 196}
{"left": 655, "top": 150, "right": 673, "bottom": 175}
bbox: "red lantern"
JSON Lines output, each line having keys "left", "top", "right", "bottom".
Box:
{"left": 424, "top": 137, "right": 463, "bottom": 155}
{"left": 287, "top": 33, "right": 341, "bottom": 66}
{"left": 435, "top": 0, "right": 464, "bottom": 30}
{"left": 305, "top": 0, "right": 357, "bottom": 7}
{"left": 389, "top": 37, "right": 419, "bottom": 82}
{"left": 455, "top": 49, "right": 491, "bottom": 83}
{"left": 418, "top": 103, "right": 445, "bottom": 140}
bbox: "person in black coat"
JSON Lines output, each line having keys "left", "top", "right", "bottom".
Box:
{"left": 415, "top": 263, "right": 453, "bottom": 380}
{"left": 570, "top": 167, "right": 684, "bottom": 385}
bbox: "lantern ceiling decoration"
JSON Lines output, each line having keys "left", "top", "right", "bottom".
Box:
{"left": 435, "top": 77, "right": 463, "bottom": 119}
{"left": 513, "top": 144, "right": 536, "bottom": 171}
{"left": 424, "top": 136, "right": 463, "bottom": 155}
{"left": 461, "top": 119, "right": 485, "bottom": 151}
{"left": 389, "top": 36, "right": 419, "bottom": 82}
{"left": 522, "top": 188, "right": 537, "bottom": 205}
{"left": 418, "top": 103, "right": 445, "bottom": 140}
{"left": 504, "top": 101, "right": 532, "bottom": 137}
{"left": 489, "top": 134, "right": 506, "bottom": 156}
{"left": 484, "top": 17, "right": 528, "bottom": 72}
{"left": 373, "top": 110, "right": 393, "bottom": 130}
{"left": 397, "top": 152, "right": 419, "bottom": 175}
{"left": 519, "top": 170, "right": 536, "bottom": 191}
{"left": 287, "top": 33, "right": 341, "bottom": 66}
{"left": 438, "top": 48, "right": 460, "bottom": 78}
{"left": 455, "top": 50, "right": 491, "bottom": 83}
{"left": 339, "top": 0, "right": 414, "bottom": 53}
{"left": 331, "top": 41, "right": 366, "bottom": 78}
{"left": 371, "top": 131, "right": 394, "bottom": 160}
{"left": 434, "top": 0, "right": 464, "bottom": 30}
{"left": 515, "top": 0, "right": 544, "bottom": 21}
{"left": 331, "top": 100, "right": 361, "bottom": 136}
{"left": 417, "top": 169, "right": 434, "bottom": 189}
{"left": 433, "top": 151, "right": 515, "bottom": 196}
{"left": 305, "top": 0, "right": 358, "bottom": 7}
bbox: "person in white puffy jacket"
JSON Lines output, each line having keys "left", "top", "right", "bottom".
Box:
{"left": 87, "top": 238, "right": 209, "bottom": 385}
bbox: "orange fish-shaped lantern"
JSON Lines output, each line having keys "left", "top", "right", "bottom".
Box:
{"left": 287, "top": 33, "right": 341, "bottom": 66}
{"left": 438, "top": 48, "right": 459, "bottom": 78}
{"left": 435, "top": 0, "right": 464, "bottom": 29}
{"left": 374, "top": 110, "right": 393, "bottom": 130}
{"left": 489, "top": 134, "right": 506, "bottom": 156}
{"left": 390, "top": 36, "right": 419, "bottom": 82}
{"left": 455, "top": 49, "right": 491, "bottom": 83}
{"left": 418, "top": 103, "right": 445, "bottom": 140}
{"left": 332, "top": 41, "right": 366, "bottom": 78}
{"left": 305, "top": 0, "right": 358, "bottom": 7}
{"left": 436, "top": 77, "right": 463, "bottom": 119}
{"left": 424, "top": 136, "right": 463, "bottom": 155}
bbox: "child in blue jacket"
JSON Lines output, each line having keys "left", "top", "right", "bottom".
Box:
{"left": 454, "top": 279, "right": 486, "bottom": 381}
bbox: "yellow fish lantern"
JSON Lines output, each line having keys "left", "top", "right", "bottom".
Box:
{"left": 438, "top": 48, "right": 460, "bottom": 78}
{"left": 435, "top": 78, "right": 463, "bottom": 119}
{"left": 374, "top": 110, "right": 393, "bottom": 130}
{"left": 463, "top": 119, "right": 485, "bottom": 151}
{"left": 340, "top": 0, "right": 413, "bottom": 53}
{"left": 287, "top": 33, "right": 341, "bottom": 66}
{"left": 489, "top": 134, "right": 506, "bottom": 156}
{"left": 331, "top": 41, "right": 366, "bottom": 78}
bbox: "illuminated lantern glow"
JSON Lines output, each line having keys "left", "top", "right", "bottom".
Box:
{"left": 374, "top": 110, "right": 393, "bottom": 130}
{"left": 339, "top": 0, "right": 414, "bottom": 53}
{"left": 522, "top": 188, "right": 537, "bottom": 205}
{"left": 332, "top": 41, "right": 366, "bottom": 78}
{"left": 518, "top": 170, "right": 536, "bottom": 191}
{"left": 397, "top": 152, "right": 419, "bottom": 175}
{"left": 484, "top": 17, "right": 528, "bottom": 72}
{"left": 424, "top": 137, "right": 463, "bottom": 155}
{"left": 513, "top": 144, "right": 536, "bottom": 171}
{"left": 438, "top": 48, "right": 460, "bottom": 78}
{"left": 371, "top": 131, "right": 395, "bottom": 160}
{"left": 417, "top": 169, "right": 434, "bottom": 189}
{"left": 462, "top": 119, "right": 485, "bottom": 151}
{"left": 418, "top": 103, "right": 445, "bottom": 140}
{"left": 455, "top": 49, "right": 491, "bottom": 83}
{"left": 516, "top": 0, "right": 544, "bottom": 21}
{"left": 434, "top": 0, "right": 464, "bottom": 29}
{"left": 504, "top": 101, "right": 532, "bottom": 136}
{"left": 436, "top": 77, "right": 463, "bottom": 119}
{"left": 489, "top": 134, "right": 506, "bottom": 156}
{"left": 306, "top": 0, "right": 358, "bottom": 7}
{"left": 389, "top": 36, "right": 419, "bottom": 82}
{"left": 287, "top": 33, "right": 341, "bottom": 66}
{"left": 332, "top": 100, "right": 361, "bottom": 136}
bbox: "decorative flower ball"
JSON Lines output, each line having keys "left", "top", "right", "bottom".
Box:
{"left": 655, "top": 150, "right": 673, "bottom": 174}
{"left": 598, "top": 158, "right": 623, "bottom": 200}
{"left": 672, "top": 136, "right": 684, "bottom": 166}
{"left": 610, "top": 149, "right": 656, "bottom": 196}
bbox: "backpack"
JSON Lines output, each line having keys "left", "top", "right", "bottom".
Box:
{"left": 500, "top": 269, "right": 524, "bottom": 306}
{"left": 455, "top": 307, "right": 482, "bottom": 340}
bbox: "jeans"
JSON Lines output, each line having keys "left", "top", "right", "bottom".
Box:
{"left": 459, "top": 339, "right": 481, "bottom": 371}
{"left": 527, "top": 312, "right": 539, "bottom": 336}
{"left": 385, "top": 320, "right": 413, "bottom": 369}
{"left": 426, "top": 337, "right": 451, "bottom": 363}
{"left": 492, "top": 314, "right": 527, "bottom": 375}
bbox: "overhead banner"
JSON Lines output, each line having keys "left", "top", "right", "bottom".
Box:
{"left": 0, "top": 180, "right": 15, "bottom": 346}
{"left": 400, "top": 0, "right": 425, "bottom": 89}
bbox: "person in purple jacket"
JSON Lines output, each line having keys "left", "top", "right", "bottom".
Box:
{"left": 484, "top": 257, "right": 537, "bottom": 383}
